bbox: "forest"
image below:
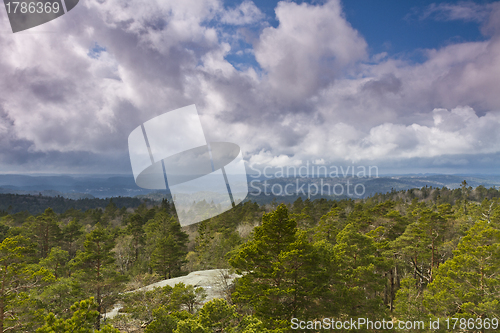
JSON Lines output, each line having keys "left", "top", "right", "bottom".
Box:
{"left": 0, "top": 181, "right": 499, "bottom": 332}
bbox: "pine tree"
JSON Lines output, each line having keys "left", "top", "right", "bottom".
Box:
{"left": 332, "top": 223, "right": 388, "bottom": 319}
{"left": 147, "top": 212, "right": 188, "bottom": 279}
{"left": 151, "top": 235, "right": 182, "bottom": 279}
{"left": 393, "top": 276, "right": 429, "bottom": 327}
{"left": 314, "top": 206, "right": 343, "bottom": 243}
{"left": 62, "top": 219, "right": 83, "bottom": 258}
{"left": 36, "top": 298, "right": 120, "bottom": 333}
{"left": 40, "top": 246, "right": 69, "bottom": 279}
{"left": 424, "top": 220, "right": 500, "bottom": 320}
{"left": 25, "top": 208, "right": 62, "bottom": 258}
{"left": 197, "top": 298, "right": 238, "bottom": 332}
{"left": 70, "top": 223, "right": 120, "bottom": 330}
{"left": 0, "top": 236, "right": 52, "bottom": 332}
{"left": 228, "top": 204, "right": 326, "bottom": 330}
{"left": 127, "top": 213, "right": 145, "bottom": 263}
{"left": 392, "top": 208, "right": 446, "bottom": 289}
{"left": 38, "top": 277, "right": 85, "bottom": 321}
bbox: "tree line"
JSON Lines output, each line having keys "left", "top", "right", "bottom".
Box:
{"left": 0, "top": 193, "right": 148, "bottom": 215}
{"left": 0, "top": 182, "right": 499, "bottom": 332}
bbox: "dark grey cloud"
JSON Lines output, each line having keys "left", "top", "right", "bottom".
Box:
{"left": 362, "top": 74, "right": 402, "bottom": 95}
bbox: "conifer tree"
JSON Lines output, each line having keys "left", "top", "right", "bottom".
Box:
{"left": 424, "top": 220, "right": 500, "bottom": 320}
{"left": 70, "top": 223, "right": 120, "bottom": 330}
{"left": 147, "top": 212, "right": 188, "bottom": 279}
{"left": 228, "top": 204, "right": 326, "bottom": 330}
{"left": 127, "top": 213, "right": 145, "bottom": 262}
{"left": 332, "top": 223, "right": 388, "bottom": 319}
{"left": 62, "top": 219, "right": 83, "bottom": 258}
{"left": 0, "top": 236, "right": 52, "bottom": 332}
{"left": 25, "top": 208, "right": 62, "bottom": 258}
{"left": 36, "top": 298, "right": 120, "bottom": 333}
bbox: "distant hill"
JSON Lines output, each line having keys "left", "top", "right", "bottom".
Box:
{"left": 0, "top": 174, "right": 153, "bottom": 198}
{"left": 0, "top": 193, "right": 148, "bottom": 215}
{"left": 244, "top": 174, "right": 500, "bottom": 203}
{"left": 0, "top": 187, "right": 95, "bottom": 199}
{"left": 0, "top": 173, "right": 499, "bottom": 208}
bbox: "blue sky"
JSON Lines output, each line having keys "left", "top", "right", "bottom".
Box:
{"left": 342, "top": 0, "right": 490, "bottom": 57}
{"left": 224, "top": 0, "right": 494, "bottom": 68}
{"left": 1, "top": 0, "right": 500, "bottom": 175}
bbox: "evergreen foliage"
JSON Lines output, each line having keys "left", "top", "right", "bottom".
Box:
{"left": 0, "top": 185, "right": 499, "bottom": 331}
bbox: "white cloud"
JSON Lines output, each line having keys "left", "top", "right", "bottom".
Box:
{"left": 284, "top": 106, "right": 500, "bottom": 164}
{"left": 248, "top": 150, "right": 302, "bottom": 168}
{"left": 2, "top": 0, "right": 500, "bottom": 173}
{"left": 254, "top": 0, "right": 367, "bottom": 101}
{"left": 416, "top": 1, "right": 492, "bottom": 23}
{"left": 220, "top": 0, "right": 265, "bottom": 25}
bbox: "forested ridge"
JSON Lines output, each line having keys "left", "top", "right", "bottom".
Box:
{"left": 0, "top": 182, "right": 499, "bottom": 332}
{"left": 0, "top": 193, "right": 147, "bottom": 215}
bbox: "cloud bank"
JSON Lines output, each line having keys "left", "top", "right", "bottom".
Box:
{"left": 0, "top": 0, "right": 500, "bottom": 174}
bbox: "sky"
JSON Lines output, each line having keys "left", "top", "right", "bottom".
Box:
{"left": 1, "top": 0, "right": 500, "bottom": 175}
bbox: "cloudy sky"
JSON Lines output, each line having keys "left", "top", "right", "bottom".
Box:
{"left": 1, "top": 0, "right": 500, "bottom": 175}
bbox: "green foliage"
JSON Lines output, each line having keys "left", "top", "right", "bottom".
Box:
{"left": 36, "top": 298, "right": 120, "bottom": 333}
{"left": 120, "top": 282, "right": 206, "bottom": 326}
{"left": 25, "top": 208, "right": 62, "bottom": 258}
{"left": 174, "top": 318, "right": 208, "bottom": 333}
{"left": 70, "top": 223, "right": 122, "bottom": 329}
{"left": 194, "top": 218, "right": 242, "bottom": 270}
{"left": 126, "top": 213, "right": 145, "bottom": 263}
{"left": 38, "top": 277, "right": 85, "bottom": 320}
{"left": 333, "top": 223, "right": 389, "bottom": 318}
{"left": 40, "top": 246, "right": 69, "bottom": 279}
{"left": 229, "top": 204, "right": 327, "bottom": 330}
{"left": 145, "top": 298, "right": 266, "bottom": 333}
{"left": 62, "top": 219, "right": 83, "bottom": 258}
{"left": 424, "top": 220, "right": 500, "bottom": 319}
{"left": 393, "top": 277, "right": 429, "bottom": 327}
{"left": 314, "top": 206, "right": 343, "bottom": 243}
{"left": 392, "top": 208, "right": 447, "bottom": 290}
{"left": 0, "top": 224, "right": 10, "bottom": 243}
{"left": 0, "top": 235, "right": 53, "bottom": 332}
{"left": 144, "top": 307, "right": 184, "bottom": 333}
{"left": 147, "top": 212, "right": 188, "bottom": 279}
{"left": 197, "top": 298, "right": 238, "bottom": 331}
{"left": 2, "top": 185, "right": 500, "bottom": 332}
{"left": 0, "top": 193, "right": 145, "bottom": 215}
{"left": 170, "top": 283, "right": 207, "bottom": 314}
